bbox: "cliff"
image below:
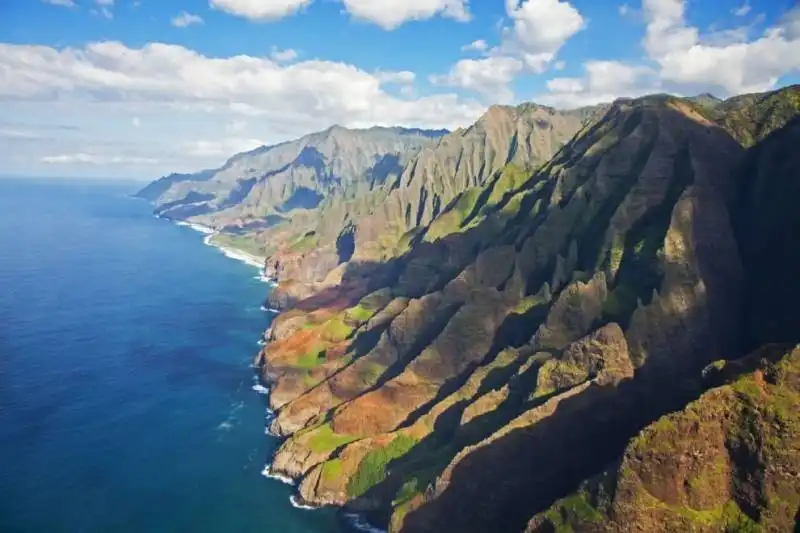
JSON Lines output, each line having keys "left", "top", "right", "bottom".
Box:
{"left": 526, "top": 344, "right": 800, "bottom": 533}
{"left": 139, "top": 84, "right": 800, "bottom": 533}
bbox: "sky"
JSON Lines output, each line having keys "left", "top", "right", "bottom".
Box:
{"left": 0, "top": 0, "right": 799, "bottom": 179}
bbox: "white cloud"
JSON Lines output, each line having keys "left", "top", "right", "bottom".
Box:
{"left": 376, "top": 70, "right": 416, "bottom": 84}
{"left": 540, "top": 61, "right": 655, "bottom": 108}
{"left": 210, "top": 0, "right": 312, "bottom": 20}
{"left": 643, "top": 0, "right": 800, "bottom": 94}
{"left": 504, "top": 0, "right": 585, "bottom": 72}
{"left": 226, "top": 119, "right": 248, "bottom": 133}
{"left": 462, "top": 39, "right": 488, "bottom": 52}
{"left": 0, "top": 41, "right": 483, "bottom": 177}
{"left": 0, "top": 128, "right": 42, "bottom": 140}
{"left": 132, "top": 117, "right": 141, "bottom": 127}
{"left": 91, "top": 7, "right": 114, "bottom": 19}
{"left": 430, "top": 56, "right": 523, "bottom": 103}
{"left": 732, "top": 2, "right": 751, "bottom": 17}
{"left": 181, "top": 138, "right": 266, "bottom": 157}
{"left": 41, "top": 153, "right": 158, "bottom": 165}
{"left": 339, "top": 0, "right": 470, "bottom": 30}
{"left": 538, "top": 1, "right": 800, "bottom": 108}
{"left": 42, "top": 0, "right": 77, "bottom": 7}
{"left": 95, "top": 0, "right": 114, "bottom": 5}
{"left": 619, "top": 3, "right": 630, "bottom": 16}
{"left": 780, "top": 5, "right": 800, "bottom": 40}
{"left": 270, "top": 46, "right": 298, "bottom": 62}
{"left": 172, "top": 12, "right": 205, "bottom": 27}
{"left": 553, "top": 60, "right": 566, "bottom": 70}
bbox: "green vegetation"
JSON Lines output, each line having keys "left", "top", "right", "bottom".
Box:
{"left": 514, "top": 283, "right": 552, "bottom": 314}
{"left": 534, "top": 358, "right": 588, "bottom": 398}
{"left": 348, "top": 435, "right": 419, "bottom": 497}
{"left": 210, "top": 232, "right": 269, "bottom": 257}
{"left": 392, "top": 478, "right": 420, "bottom": 506}
{"left": 296, "top": 345, "right": 327, "bottom": 369}
{"left": 424, "top": 186, "right": 484, "bottom": 241}
{"left": 321, "top": 316, "right": 354, "bottom": 342}
{"left": 307, "top": 423, "right": 359, "bottom": 453}
{"left": 499, "top": 190, "right": 531, "bottom": 219}
{"left": 714, "top": 86, "right": 800, "bottom": 147}
{"left": 320, "top": 459, "right": 343, "bottom": 483}
{"left": 346, "top": 290, "right": 391, "bottom": 323}
{"left": 544, "top": 491, "right": 604, "bottom": 533}
{"left": 356, "top": 361, "right": 387, "bottom": 386}
{"left": 397, "top": 228, "right": 422, "bottom": 254}
{"left": 347, "top": 304, "right": 376, "bottom": 323}
{"left": 485, "top": 164, "right": 531, "bottom": 208}
{"left": 289, "top": 231, "right": 320, "bottom": 253}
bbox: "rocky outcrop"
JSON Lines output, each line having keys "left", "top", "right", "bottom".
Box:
{"left": 143, "top": 86, "right": 800, "bottom": 533}
{"left": 526, "top": 344, "right": 800, "bottom": 533}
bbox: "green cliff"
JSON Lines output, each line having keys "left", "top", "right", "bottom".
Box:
{"left": 140, "top": 84, "right": 800, "bottom": 533}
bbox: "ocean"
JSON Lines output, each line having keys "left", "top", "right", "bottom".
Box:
{"left": 0, "top": 178, "right": 339, "bottom": 533}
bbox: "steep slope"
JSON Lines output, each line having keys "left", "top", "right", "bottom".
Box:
{"left": 733, "top": 115, "right": 800, "bottom": 350}
{"left": 710, "top": 84, "right": 800, "bottom": 147}
{"left": 134, "top": 168, "right": 216, "bottom": 202}
{"left": 253, "top": 92, "right": 765, "bottom": 532}
{"left": 526, "top": 344, "right": 800, "bottom": 533}
{"left": 257, "top": 102, "right": 601, "bottom": 304}
{"left": 137, "top": 126, "right": 445, "bottom": 226}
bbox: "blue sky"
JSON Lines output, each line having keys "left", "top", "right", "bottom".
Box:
{"left": 1, "top": 0, "right": 798, "bottom": 178}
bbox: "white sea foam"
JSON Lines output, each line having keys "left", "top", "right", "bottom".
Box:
{"left": 252, "top": 383, "right": 269, "bottom": 395}
{"left": 261, "top": 465, "right": 296, "bottom": 486}
{"left": 256, "top": 273, "right": 278, "bottom": 285}
{"left": 200, "top": 233, "right": 266, "bottom": 270}
{"left": 343, "top": 513, "right": 387, "bottom": 533}
{"left": 219, "top": 248, "right": 264, "bottom": 268}
{"left": 289, "top": 495, "right": 317, "bottom": 510}
{"left": 176, "top": 220, "right": 215, "bottom": 235}
{"left": 257, "top": 339, "right": 267, "bottom": 346}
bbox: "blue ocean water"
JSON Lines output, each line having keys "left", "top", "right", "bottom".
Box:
{"left": 0, "top": 179, "right": 338, "bottom": 533}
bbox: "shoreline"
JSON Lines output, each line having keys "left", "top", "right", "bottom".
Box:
{"left": 162, "top": 213, "right": 384, "bottom": 532}
{"left": 165, "top": 217, "right": 275, "bottom": 284}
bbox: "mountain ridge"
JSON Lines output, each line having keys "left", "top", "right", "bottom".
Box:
{"left": 137, "top": 85, "right": 800, "bottom": 533}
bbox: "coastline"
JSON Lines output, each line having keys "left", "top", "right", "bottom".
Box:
{"left": 168, "top": 218, "right": 274, "bottom": 283}
{"left": 162, "top": 214, "right": 385, "bottom": 533}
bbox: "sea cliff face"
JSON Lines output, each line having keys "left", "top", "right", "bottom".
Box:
{"left": 138, "top": 85, "right": 800, "bottom": 533}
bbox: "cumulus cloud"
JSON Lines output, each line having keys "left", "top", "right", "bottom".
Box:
{"left": 339, "top": 0, "right": 470, "bottom": 29}
{"left": 540, "top": 1, "right": 800, "bottom": 108}
{"left": 376, "top": 70, "right": 416, "bottom": 84}
{"left": 430, "top": 56, "right": 523, "bottom": 103}
{"left": 172, "top": 12, "right": 204, "bottom": 28}
{"left": 41, "top": 153, "right": 158, "bottom": 165}
{"left": 210, "top": 0, "right": 312, "bottom": 20}
{"left": 0, "top": 41, "right": 483, "bottom": 176}
{"left": 181, "top": 138, "right": 266, "bottom": 158}
{"left": 643, "top": 0, "right": 800, "bottom": 94}
{"left": 270, "top": 47, "right": 298, "bottom": 62}
{"left": 539, "top": 61, "right": 656, "bottom": 108}
{"left": 462, "top": 39, "right": 488, "bottom": 52}
{"left": 504, "top": 0, "right": 585, "bottom": 72}
{"left": 0, "top": 42, "right": 477, "bottom": 123}
{"left": 780, "top": 5, "right": 800, "bottom": 40}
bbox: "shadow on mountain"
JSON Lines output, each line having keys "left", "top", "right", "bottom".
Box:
{"left": 278, "top": 187, "right": 325, "bottom": 212}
